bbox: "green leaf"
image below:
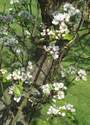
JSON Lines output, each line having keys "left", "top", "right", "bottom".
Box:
{"left": 14, "top": 86, "right": 21, "bottom": 97}
{"left": 64, "top": 34, "right": 74, "bottom": 41}
{"left": 18, "top": 81, "right": 23, "bottom": 91}
{"left": 13, "top": 81, "right": 23, "bottom": 97}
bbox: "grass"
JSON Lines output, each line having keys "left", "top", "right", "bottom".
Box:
{"left": 63, "top": 35, "right": 90, "bottom": 125}
{"left": 0, "top": 1, "right": 90, "bottom": 125}
{"left": 66, "top": 75, "right": 90, "bottom": 125}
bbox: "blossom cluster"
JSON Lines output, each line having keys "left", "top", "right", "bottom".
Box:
{"left": 52, "top": 3, "right": 81, "bottom": 26}
{"left": 0, "top": 61, "right": 33, "bottom": 102}
{"left": 40, "top": 3, "right": 81, "bottom": 63}
{"left": 41, "top": 82, "right": 67, "bottom": 100}
{"left": 41, "top": 84, "right": 51, "bottom": 95}
{"left": 47, "top": 103, "right": 76, "bottom": 117}
{"left": 41, "top": 28, "right": 62, "bottom": 39}
{"left": 67, "top": 66, "right": 87, "bottom": 81}
{"left": 51, "top": 3, "right": 81, "bottom": 40}
{"left": 43, "top": 45, "right": 60, "bottom": 60}
{"left": 63, "top": 3, "right": 81, "bottom": 17}
{"left": 41, "top": 82, "right": 75, "bottom": 117}
{"left": 8, "top": 85, "right": 22, "bottom": 103}
{"left": 6, "top": 61, "right": 33, "bottom": 82}
{"left": 60, "top": 65, "right": 87, "bottom": 81}
{"left": 0, "top": 69, "right": 23, "bottom": 102}
{"left": 40, "top": 4, "right": 80, "bottom": 43}
{"left": 76, "top": 69, "right": 87, "bottom": 81}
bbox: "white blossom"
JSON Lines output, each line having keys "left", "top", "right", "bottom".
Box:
{"left": 61, "top": 71, "right": 66, "bottom": 78}
{"left": 41, "top": 30, "right": 46, "bottom": 36}
{"left": 53, "top": 54, "right": 59, "bottom": 60}
{"left": 5, "top": 61, "right": 32, "bottom": 82}
{"left": 64, "top": 3, "right": 81, "bottom": 16}
{"left": 0, "top": 69, "right": 7, "bottom": 74}
{"left": 8, "top": 85, "right": 22, "bottom": 103}
{"left": 41, "top": 84, "right": 51, "bottom": 95}
{"left": 6, "top": 74, "right": 12, "bottom": 80}
{"left": 16, "top": 49, "right": 21, "bottom": 54}
{"left": 43, "top": 45, "right": 60, "bottom": 60}
{"left": 14, "top": 96, "right": 21, "bottom": 103}
{"left": 61, "top": 112, "right": 66, "bottom": 117}
{"left": 53, "top": 91, "right": 65, "bottom": 100}
{"left": 64, "top": 13, "right": 70, "bottom": 22}
{"left": 76, "top": 69, "right": 87, "bottom": 81}
{"left": 53, "top": 13, "right": 65, "bottom": 22}
{"left": 64, "top": 3, "right": 73, "bottom": 11}
{"left": 52, "top": 13, "right": 66, "bottom": 25}
{"left": 8, "top": 86, "right": 14, "bottom": 95}
{"left": 47, "top": 103, "right": 76, "bottom": 116}
{"left": 52, "top": 20, "right": 59, "bottom": 25}
{"left": 12, "top": 70, "right": 21, "bottom": 80}
{"left": 53, "top": 82, "right": 64, "bottom": 91}
{"left": 9, "top": 8, "right": 13, "bottom": 11}
{"left": 68, "top": 65, "right": 77, "bottom": 74}
{"left": 57, "top": 91, "right": 65, "bottom": 99}
{"left": 59, "top": 22, "right": 69, "bottom": 34}
{"left": 65, "top": 104, "right": 76, "bottom": 112}
{"left": 41, "top": 29, "right": 55, "bottom": 36}
{"left": 52, "top": 99, "right": 56, "bottom": 103}
{"left": 25, "top": 30, "right": 31, "bottom": 36}
{"left": 52, "top": 12, "right": 70, "bottom": 25}
{"left": 27, "top": 61, "right": 33, "bottom": 70}
{"left": 47, "top": 106, "right": 59, "bottom": 115}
